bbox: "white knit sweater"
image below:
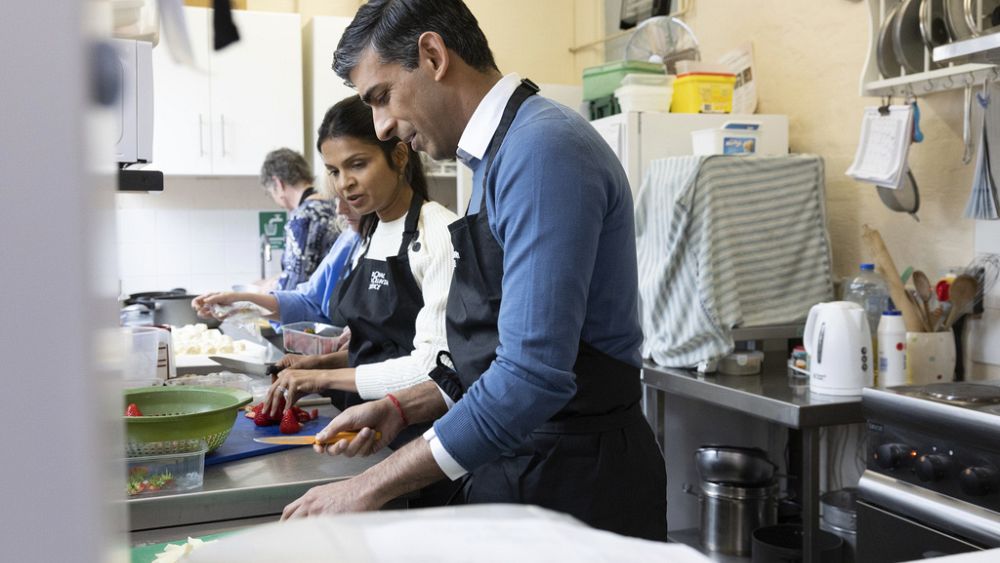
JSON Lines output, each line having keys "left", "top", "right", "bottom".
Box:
{"left": 353, "top": 200, "right": 458, "bottom": 400}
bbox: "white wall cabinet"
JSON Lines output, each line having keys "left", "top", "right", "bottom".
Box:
{"left": 306, "top": 16, "right": 359, "bottom": 183}
{"left": 153, "top": 7, "right": 303, "bottom": 175}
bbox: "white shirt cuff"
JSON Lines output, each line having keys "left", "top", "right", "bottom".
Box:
{"left": 438, "top": 387, "right": 455, "bottom": 409}
{"left": 423, "top": 427, "right": 468, "bottom": 480}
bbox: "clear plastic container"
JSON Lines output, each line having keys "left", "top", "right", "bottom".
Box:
{"left": 126, "top": 441, "right": 206, "bottom": 497}
{"left": 842, "top": 264, "right": 889, "bottom": 336}
{"left": 282, "top": 321, "right": 344, "bottom": 355}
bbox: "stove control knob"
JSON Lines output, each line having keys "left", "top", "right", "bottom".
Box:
{"left": 874, "top": 443, "right": 911, "bottom": 470}
{"left": 960, "top": 466, "right": 999, "bottom": 496}
{"left": 916, "top": 454, "right": 951, "bottom": 482}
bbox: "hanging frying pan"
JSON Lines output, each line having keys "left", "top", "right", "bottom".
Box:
{"left": 878, "top": 169, "right": 921, "bottom": 221}
{"left": 878, "top": 3, "right": 904, "bottom": 78}
{"left": 920, "top": 0, "right": 952, "bottom": 49}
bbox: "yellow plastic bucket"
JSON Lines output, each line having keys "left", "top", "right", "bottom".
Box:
{"left": 671, "top": 73, "right": 737, "bottom": 113}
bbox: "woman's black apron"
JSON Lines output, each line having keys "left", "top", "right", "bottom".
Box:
{"left": 331, "top": 195, "right": 424, "bottom": 434}
{"left": 431, "top": 79, "right": 668, "bottom": 541}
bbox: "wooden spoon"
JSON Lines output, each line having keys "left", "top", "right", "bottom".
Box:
{"left": 912, "top": 271, "right": 933, "bottom": 330}
{"left": 944, "top": 274, "right": 978, "bottom": 329}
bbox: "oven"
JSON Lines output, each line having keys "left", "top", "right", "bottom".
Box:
{"left": 858, "top": 384, "right": 1000, "bottom": 562}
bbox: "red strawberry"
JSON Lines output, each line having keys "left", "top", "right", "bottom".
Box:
{"left": 279, "top": 408, "right": 302, "bottom": 434}
{"left": 310, "top": 408, "right": 319, "bottom": 420}
{"left": 295, "top": 410, "right": 310, "bottom": 423}
{"left": 125, "top": 403, "right": 143, "bottom": 417}
{"left": 253, "top": 407, "right": 272, "bottom": 427}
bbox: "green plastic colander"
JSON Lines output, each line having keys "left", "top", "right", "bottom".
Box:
{"left": 124, "top": 386, "right": 252, "bottom": 456}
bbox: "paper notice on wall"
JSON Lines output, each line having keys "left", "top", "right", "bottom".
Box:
{"left": 718, "top": 42, "right": 757, "bottom": 114}
{"left": 846, "top": 105, "right": 913, "bottom": 189}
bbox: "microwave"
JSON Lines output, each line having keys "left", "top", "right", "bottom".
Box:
{"left": 110, "top": 38, "right": 153, "bottom": 165}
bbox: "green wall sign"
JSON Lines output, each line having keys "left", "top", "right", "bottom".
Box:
{"left": 259, "top": 211, "right": 287, "bottom": 250}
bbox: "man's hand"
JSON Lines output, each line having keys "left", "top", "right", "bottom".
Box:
{"left": 281, "top": 477, "right": 382, "bottom": 519}
{"left": 313, "top": 398, "right": 406, "bottom": 457}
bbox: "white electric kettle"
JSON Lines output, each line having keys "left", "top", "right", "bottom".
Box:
{"left": 803, "top": 301, "right": 873, "bottom": 396}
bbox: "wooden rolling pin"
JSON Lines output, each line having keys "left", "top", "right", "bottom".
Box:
{"left": 861, "top": 225, "right": 925, "bottom": 332}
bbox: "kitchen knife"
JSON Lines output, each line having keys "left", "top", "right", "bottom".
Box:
{"left": 253, "top": 431, "right": 381, "bottom": 446}
{"left": 209, "top": 355, "right": 280, "bottom": 378}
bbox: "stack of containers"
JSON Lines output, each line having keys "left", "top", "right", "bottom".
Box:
{"left": 581, "top": 60, "right": 666, "bottom": 120}
{"left": 614, "top": 73, "right": 676, "bottom": 114}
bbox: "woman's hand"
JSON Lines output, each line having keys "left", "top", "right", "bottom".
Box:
{"left": 334, "top": 327, "right": 352, "bottom": 352}
{"left": 264, "top": 369, "right": 331, "bottom": 417}
{"left": 190, "top": 291, "right": 238, "bottom": 320}
{"left": 273, "top": 353, "right": 325, "bottom": 372}
{"left": 312, "top": 397, "right": 406, "bottom": 458}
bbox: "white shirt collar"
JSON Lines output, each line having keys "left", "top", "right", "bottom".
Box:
{"left": 456, "top": 73, "right": 522, "bottom": 167}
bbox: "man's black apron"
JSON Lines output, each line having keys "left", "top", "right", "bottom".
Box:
{"left": 432, "top": 80, "right": 668, "bottom": 541}
{"left": 332, "top": 194, "right": 460, "bottom": 507}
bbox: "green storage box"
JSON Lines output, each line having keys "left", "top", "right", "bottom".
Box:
{"left": 582, "top": 60, "right": 665, "bottom": 101}
{"left": 588, "top": 95, "right": 620, "bottom": 121}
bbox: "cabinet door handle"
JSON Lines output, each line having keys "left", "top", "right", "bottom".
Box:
{"left": 220, "top": 114, "right": 227, "bottom": 157}
{"left": 198, "top": 114, "right": 205, "bottom": 157}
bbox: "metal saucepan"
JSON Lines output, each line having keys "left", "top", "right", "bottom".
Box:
{"left": 124, "top": 288, "right": 220, "bottom": 328}
{"left": 695, "top": 445, "right": 778, "bottom": 485}
{"left": 877, "top": 3, "right": 904, "bottom": 78}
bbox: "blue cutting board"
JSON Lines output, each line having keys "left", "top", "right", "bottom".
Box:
{"left": 205, "top": 411, "right": 333, "bottom": 466}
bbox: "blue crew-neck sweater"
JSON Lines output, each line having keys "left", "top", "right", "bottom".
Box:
{"left": 433, "top": 95, "right": 644, "bottom": 472}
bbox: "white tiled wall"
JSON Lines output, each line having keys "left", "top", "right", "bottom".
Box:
{"left": 115, "top": 176, "right": 285, "bottom": 295}
{"left": 971, "top": 220, "right": 1000, "bottom": 377}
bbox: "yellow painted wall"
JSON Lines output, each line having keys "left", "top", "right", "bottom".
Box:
{"left": 196, "top": 0, "right": 607, "bottom": 83}
{"left": 682, "top": 0, "right": 996, "bottom": 379}
{"left": 683, "top": 1, "right": 971, "bottom": 281}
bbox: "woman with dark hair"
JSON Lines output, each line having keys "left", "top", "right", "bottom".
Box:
{"left": 262, "top": 95, "right": 458, "bottom": 426}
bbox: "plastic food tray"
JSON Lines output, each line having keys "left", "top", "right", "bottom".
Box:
{"left": 282, "top": 321, "right": 343, "bottom": 355}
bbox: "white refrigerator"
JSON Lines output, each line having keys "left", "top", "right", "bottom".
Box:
{"left": 590, "top": 111, "right": 790, "bottom": 196}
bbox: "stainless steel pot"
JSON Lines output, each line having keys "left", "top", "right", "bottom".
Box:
{"left": 821, "top": 487, "right": 858, "bottom": 563}
{"left": 696, "top": 445, "right": 778, "bottom": 485}
{"left": 696, "top": 480, "right": 779, "bottom": 556}
{"left": 124, "top": 289, "right": 219, "bottom": 328}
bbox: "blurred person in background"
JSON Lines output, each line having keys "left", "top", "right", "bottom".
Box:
{"left": 261, "top": 147, "right": 341, "bottom": 291}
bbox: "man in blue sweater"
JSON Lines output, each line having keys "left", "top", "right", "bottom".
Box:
{"left": 282, "top": 0, "right": 667, "bottom": 540}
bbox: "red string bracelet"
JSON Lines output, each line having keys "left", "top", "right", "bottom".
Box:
{"left": 385, "top": 393, "right": 409, "bottom": 426}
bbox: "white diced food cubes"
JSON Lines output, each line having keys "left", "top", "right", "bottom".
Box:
{"left": 171, "top": 323, "right": 248, "bottom": 356}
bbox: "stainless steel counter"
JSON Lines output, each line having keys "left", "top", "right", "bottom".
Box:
{"left": 642, "top": 362, "right": 864, "bottom": 563}
{"left": 641, "top": 364, "right": 864, "bottom": 429}
{"left": 128, "top": 403, "right": 391, "bottom": 537}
